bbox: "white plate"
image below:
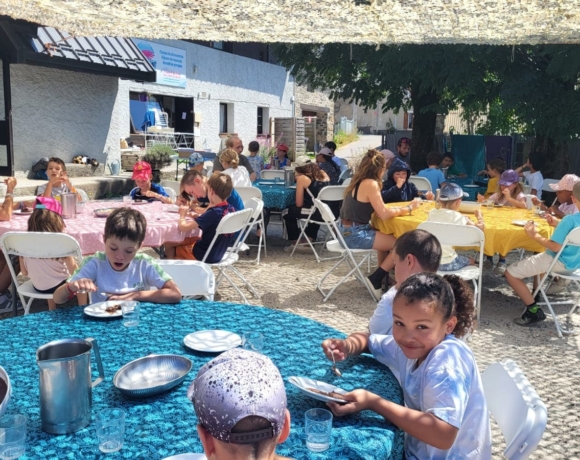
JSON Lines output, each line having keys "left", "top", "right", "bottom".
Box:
{"left": 163, "top": 454, "right": 206, "bottom": 460}
{"left": 83, "top": 301, "right": 124, "bottom": 318}
{"left": 132, "top": 200, "right": 149, "bottom": 205}
{"left": 183, "top": 330, "right": 241, "bottom": 352}
{"left": 166, "top": 204, "right": 180, "bottom": 213}
{"left": 13, "top": 209, "right": 33, "bottom": 215}
{"left": 289, "top": 185, "right": 297, "bottom": 189}
{"left": 288, "top": 376, "right": 348, "bottom": 404}
{"left": 512, "top": 220, "right": 530, "bottom": 227}
{"left": 464, "top": 184, "right": 479, "bottom": 188}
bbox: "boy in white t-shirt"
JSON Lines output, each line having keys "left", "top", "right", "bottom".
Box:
{"left": 515, "top": 151, "right": 544, "bottom": 199}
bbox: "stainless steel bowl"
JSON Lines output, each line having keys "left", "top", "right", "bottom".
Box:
{"left": 0, "top": 366, "right": 11, "bottom": 417}
{"left": 113, "top": 354, "right": 192, "bottom": 398}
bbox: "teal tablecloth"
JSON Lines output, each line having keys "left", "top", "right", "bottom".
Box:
{"left": 446, "top": 177, "right": 488, "bottom": 201}
{"left": 254, "top": 181, "right": 296, "bottom": 209}
{"left": 0, "top": 301, "right": 404, "bottom": 459}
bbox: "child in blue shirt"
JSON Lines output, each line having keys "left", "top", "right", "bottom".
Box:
{"left": 506, "top": 181, "right": 580, "bottom": 324}
{"left": 130, "top": 161, "right": 172, "bottom": 204}
{"left": 247, "top": 141, "right": 264, "bottom": 174}
{"left": 417, "top": 151, "right": 446, "bottom": 192}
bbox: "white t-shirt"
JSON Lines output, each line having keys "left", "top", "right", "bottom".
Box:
{"left": 427, "top": 209, "right": 468, "bottom": 264}
{"left": 559, "top": 202, "right": 579, "bottom": 215}
{"left": 222, "top": 166, "right": 252, "bottom": 187}
{"left": 36, "top": 183, "right": 71, "bottom": 198}
{"left": 369, "top": 334, "right": 492, "bottom": 459}
{"left": 369, "top": 287, "right": 397, "bottom": 336}
{"left": 524, "top": 170, "right": 543, "bottom": 200}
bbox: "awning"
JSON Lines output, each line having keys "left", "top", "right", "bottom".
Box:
{"left": 0, "top": 16, "right": 156, "bottom": 81}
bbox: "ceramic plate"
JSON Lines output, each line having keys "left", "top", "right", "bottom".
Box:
{"left": 166, "top": 205, "right": 180, "bottom": 213}
{"left": 132, "top": 200, "right": 149, "bottom": 205}
{"left": 288, "top": 376, "right": 348, "bottom": 404}
{"left": 84, "top": 301, "right": 124, "bottom": 318}
{"left": 183, "top": 330, "right": 241, "bottom": 352}
{"left": 93, "top": 207, "right": 117, "bottom": 218}
{"left": 463, "top": 184, "right": 479, "bottom": 188}
{"left": 512, "top": 220, "right": 530, "bottom": 227}
{"left": 162, "top": 454, "right": 206, "bottom": 460}
{"left": 13, "top": 209, "right": 33, "bottom": 215}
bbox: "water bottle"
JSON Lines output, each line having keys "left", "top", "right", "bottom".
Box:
{"left": 435, "top": 189, "right": 441, "bottom": 209}
{"left": 274, "top": 158, "right": 280, "bottom": 170}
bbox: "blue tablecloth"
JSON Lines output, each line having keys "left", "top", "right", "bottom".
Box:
{"left": 254, "top": 181, "right": 296, "bottom": 209}
{"left": 0, "top": 302, "right": 404, "bottom": 459}
{"left": 446, "top": 176, "right": 488, "bottom": 201}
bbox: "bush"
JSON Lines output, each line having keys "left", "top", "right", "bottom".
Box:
{"left": 143, "top": 145, "right": 174, "bottom": 170}
{"left": 333, "top": 129, "right": 360, "bottom": 147}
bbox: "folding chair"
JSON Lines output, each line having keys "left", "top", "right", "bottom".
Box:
{"left": 163, "top": 187, "right": 177, "bottom": 202}
{"left": 408, "top": 175, "right": 432, "bottom": 192}
{"left": 155, "top": 260, "right": 215, "bottom": 300}
{"left": 234, "top": 197, "right": 266, "bottom": 264}
{"left": 235, "top": 186, "right": 267, "bottom": 259}
{"left": 482, "top": 359, "right": 547, "bottom": 460}
{"left": 76, "top": 188, "right": 90, "bottom": 202}
{"left": 338, "top": 168, "right": 352, "bottom": 185}
{"left": 314, "top": 199, "right": 380, "bottom": 302}
{"left": 342, "top": 177, "right": 352, "bottom": 186}
{"left": 290, "top": 186, "right": 345, "bottom": 263}
{"left": 531, "top": 226, "right": 580, "bottom": 337}
{"left": 417, "top": 222, "right": 485, "bottom": 320}
{"left": 160, "top": 180, "right": 181, "bottom": 197}
{"left": 260, "top": 170, "right": 285, "bottom": 180}
{"left": 0, "top": 232, "right": 83, "bottom": 315}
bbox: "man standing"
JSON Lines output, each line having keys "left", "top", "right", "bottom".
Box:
{"left": 213, "top": 136, "right": 257, "bottom": 182}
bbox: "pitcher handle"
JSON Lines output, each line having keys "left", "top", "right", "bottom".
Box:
{"left": 86, "top": 337, "right": 104, "bottom": 388}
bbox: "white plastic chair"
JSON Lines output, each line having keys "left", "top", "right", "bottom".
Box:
{"left": 342, "top": 177, "right": 352, "bottom": 186}
{"left": 531, "top": 226, "right": 580, "bottom": 337}
{"left": 408, "top": 175, "right": 433, "bottom": 192}
{"left": 417, "top": 221, "right": 485, "bottom": 320}
{"left": 163, "top": 187, "right": 177, "bottom": 202}
{"left": 76, "top": 188, "right": 89, "bottom": 202}
{"left": 0, "top": 232, "right": 83, "bottom": 315}
{"left": 233, "top": 197, "right": 266, "bottom": 264}
{"left": 314, "top": 199, "right": 380, "bottom": 302}
{"left": 155, "top": 260, "right": 215, "bottom": 300}
{"left": 482, "top": 359, "right": 547, "bottom": 459}
{"left": 338, "top": 168, "right": 352, "bottom": 184}
{"left": 291, "top": 186, "right": 345, "bottom": 263}
{"left": 236, "top": 187, "right": 268, "bottom": 261}
{"left": 260, "top": 170, "right": 285, "bottom": 180}
{"left": 161, "top": 180, "right": 181, "bottom": 197}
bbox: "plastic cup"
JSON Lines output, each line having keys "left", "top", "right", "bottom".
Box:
{"left": 123, "top": 195, "right": 132, "bottom": 206}
{"left": 96, "top": 408, "right": 125, "bottom": 454}
{"left": 486, "top": 200, "right": 494, "bottom": 210}
{"left": 305, "top": 408, "right": 332, "bottom": 452}
{"left": 242, "top": 332, "right": 264, "bottom": 353}
{"left": 0, "top": 414, "right": 27, "bottom": 460}
{"left": 121, "top": 301, "right": 140, "bottom": 327}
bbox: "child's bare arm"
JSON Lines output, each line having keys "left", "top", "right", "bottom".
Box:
{"left": 64, "top": 256, "right": 78, "bottom": 275}
{"left": 19, "top": 257, "right": 27, "bottom": 276}
{"left": 524, "top": 221, "right": 562, "bottom": 252}
{"left": 54, "top": 278, "right": 97, "bottom": 305}
{"left": 107, "top": 280, "right": 182, "bottom": 304}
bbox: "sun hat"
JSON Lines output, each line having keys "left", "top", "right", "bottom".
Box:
{"left": 131, "top": 161, "right": 152, "bottom": 181}
{"left": 277, "top": 144, "right": 289, "bottom": 152}
{"left": 187, "top": 348, "right": 287, "bottom": 444}
{"left": 381, "top": 149, "right": 396, "bottom": 160}
{"left": 439, "top": 183, "right": 468, "bottom": 201}
{"left": 549, "top": 174, "right": 580, "bottom": 191}
{"left": 294, "top": 155, "right": 312, "bottom": 167}
{"left": 35, "top": 196, "right": 62, "bottom": 215}
{"left": 317, "top": 147, "right": 333, "bottom": 157}
{"left": 498, "top": 169, "right": 520, "bottom": 186}
{"left": 188, "top": 152, "right": 204, "bottom": 168}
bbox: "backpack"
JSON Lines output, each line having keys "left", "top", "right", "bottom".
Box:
{"left": 31, "top": 157, "right": 49, "bottom": 173}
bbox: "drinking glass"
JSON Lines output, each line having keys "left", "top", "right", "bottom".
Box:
{"left": 486, "top": 199, "right": 494, "bottom": 210}
{"left": 96, "top": 408, "right": 125, "bottom": 454}
{"left": 532, "top": 205, "right": 541, "bottom": 215}
{"left": 121, "top": 301, "right": 140, "bottom": 327}
{"left": 242, "top": 332, "right": 264, "bottom": 353}
{"left": 305, "top": 408, "right": 332, "bottom": 452}
{"left": 0, "top": 414, "right": 26, "bottom": 460}
{"left": 123, "top": 195, "right": 132, "bottom": 206}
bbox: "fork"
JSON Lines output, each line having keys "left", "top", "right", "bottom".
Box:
{"left": 330, "top": 350, "right": 342, "bottom": 377}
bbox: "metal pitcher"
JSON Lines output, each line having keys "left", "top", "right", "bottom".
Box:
{"left": 36, "top": 338, "right": 104, "bottom": 434}
{"left": 60, "top": 193, "right": 77, "bottom": 219}
{"left": 284, "top": 169, "right": 295, "bottom": 187}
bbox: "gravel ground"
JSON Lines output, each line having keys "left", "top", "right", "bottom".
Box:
{"left": 4, "top": 225, "right": 580, "bottom": 459}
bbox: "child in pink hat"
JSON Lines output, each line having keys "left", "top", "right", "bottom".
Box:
{"left": 533, "top": 174, "right": 580, "bottom": 218}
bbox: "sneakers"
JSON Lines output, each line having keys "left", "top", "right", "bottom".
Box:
{"left": 494, "top": 262, "right": 507, "bottom": 275}
{"left": 0, "top": 292, "right": 22, "bottom": 314}
{"left": 515, "top": 307, "right": 546, "bottom": 326}
{"left": 364, "top": 277, "right": 382, "bottom": 301}
{"left": 483, "top": 259, "right": 493, "bottom": 270}
{"left": 546, "top": 284, "right": 567, "bottom": 295}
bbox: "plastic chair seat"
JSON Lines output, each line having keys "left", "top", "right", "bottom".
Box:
{"left": 16, "top": 280, "right": 54, "bottom": 300}
{"left": 326, "top": 239, "right": 374, "bottom": 254}
{"left": 437, "top": 265, "right": 480, "bottom": 281}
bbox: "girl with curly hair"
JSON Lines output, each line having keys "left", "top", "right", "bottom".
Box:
{"left": 322, "top": 273, "right": 491, "bottom": 459}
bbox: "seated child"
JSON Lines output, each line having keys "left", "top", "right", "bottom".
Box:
{"left": 20, "top": 197, "right": 87, "bottom": 311}
{"left": 369, "top": 229, "right": 442, "bottom": 336}
{"left": 506, "top": 181, "right": 580, "bottom": 325}
{"left": 188, "top": 348, "right": 291, "bottom": 460}
{"left": 177, "top": 169, "right": 244, "bottom": 212}
{"left": 382, "top": 158, "right": 434, "bottom": 203}
{"left": 130, "top": 161, "right": 173, "bottom": 204}
{"left": 440, "top": 153, "right": 467, "bottom": 178}
{"left": 166, "top": 173, "right": 237, "bottom": 262}
{"left": 188, "top": 151, "right": 205, "bottom": 173}
{"left": 533, "top": 174, "right": 580, "bottom": 219}
{"left": 515, "top": 151, "right": 544, "bottom": 199}
{"left": 322, "top": 273, "right": 491, "bottom": 459}
{"left": 53, "top": 208, "right": 181, "bottom": 305}
{"left": 36, "top": 157, "right": 80, "bottom": 199}
{"left": 429, "top": 183, "right": 485, "bottom": 271}
{"left": 417, "top": 151, "right": 446, "bottom": 193}
{"left": 267, "top": 144, "right": 291, "bottom": 170}
{"left": 220, "top": 148, "right": 252, "bottom": 187}
{"left": 477, "top": 157, "right": 506, "bottom": 199}
{"left": 246, "top": 140, "right": 264, "bottom": 174}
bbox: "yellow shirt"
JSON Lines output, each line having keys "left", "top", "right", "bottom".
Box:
{"left": 484, "top": 176, "right": 499, "bottom": 198}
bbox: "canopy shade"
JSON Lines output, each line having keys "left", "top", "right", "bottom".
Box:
{"left": 1, "top": 0, "right": 580, "bottom": 45}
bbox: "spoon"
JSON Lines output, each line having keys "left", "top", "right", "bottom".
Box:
{"left": 330, "top": 351, "right": 342, "bottom": 377}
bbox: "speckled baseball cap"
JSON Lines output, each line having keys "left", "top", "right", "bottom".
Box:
{"left": 187, "top": 348, "right": 287, "bottom": 444}
{"left": 189, "top": 152, "right": 204, "bottom": 168}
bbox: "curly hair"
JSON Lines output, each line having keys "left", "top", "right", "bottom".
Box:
{"left": 219, "top": 148, "right": 240, "bottom": 169}
{"left": 394, "top": 272, "right": 474, "bottom": 338}
{"left": 345, "top": 149, "right": 385, "bottom": 196}
{"left": 295, "top": 162, "right": 327, "bottom": 182}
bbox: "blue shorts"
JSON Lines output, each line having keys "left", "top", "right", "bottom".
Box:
{"left": 439, "top": 255, "right": 471, "bottom": 271}
{"left": 338, "top": 223, "right": 376, "bottom": 250}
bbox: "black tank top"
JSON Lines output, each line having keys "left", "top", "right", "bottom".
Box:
{"left": 340, "top": 182, "right": 375, "bottom": 223}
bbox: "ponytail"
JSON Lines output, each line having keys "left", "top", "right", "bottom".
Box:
{"left": 442, "top": 275, "right": 475, "bottom": 338}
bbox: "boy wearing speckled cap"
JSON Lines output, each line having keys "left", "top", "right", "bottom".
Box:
{"left": 188, "top": 348, "right": 292, "bottom": 460}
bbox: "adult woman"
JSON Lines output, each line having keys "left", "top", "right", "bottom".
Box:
{"left": 339, "top": 149, "right": 420, "bottom": 296}
{"left": 316, "top": 147, "right": 341, "bottom": 185}
{"left": 268, "top": 144, "right": 291, "bottom": 169}
{"left": 283, "top": 157, "right": 335, "bottom": 252}
{"left": 220, "top": 148, "right": 252, "bottom": 187}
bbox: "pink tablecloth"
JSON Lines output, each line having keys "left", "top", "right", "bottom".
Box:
{"left": 0, "top": 200, "right": 199, "bottom": 255}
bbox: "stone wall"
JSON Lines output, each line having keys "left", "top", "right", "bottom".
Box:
{"left": 294, "top": 84, "right": 334, "bottom": 146}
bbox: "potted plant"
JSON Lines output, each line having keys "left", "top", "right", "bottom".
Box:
{"left": 142, "top": 145, "right": 174, "bottom": 182}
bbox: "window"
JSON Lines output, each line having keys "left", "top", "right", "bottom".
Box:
{"left": 220, "top": 103, "right": 228, "bottom": 133}
{"left": 257, "top": 108, "right": 263, "bottom": 135}
{"left": 257, "top": 107, "right": 269, "bottom": 135}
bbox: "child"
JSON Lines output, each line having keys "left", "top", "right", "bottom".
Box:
{"left": 20, "top": 197, "right": 86, "bottom": 311}
{"left": 36, "top": 157, "right": 80, "bottom": 200}
{"left": 516, "top": 151, "right": 544, "bottom": 199}
{"left": 417, "top": 151, "right": 446, "bottom": 193}
{"left": 188, "top": 151, "right": 205, "bottom": 173}
{"left": 322, "top": 273, "right": 491, "bottom": 458}
{"left": 369, "top": 229, "right": 442, "bottom": 335}
{"left": 220, "top": 148, "right": 252, "bottom": 187}
{"left": 382, "top": 158, "right": 434, "bottom": 203}
{"left": 53, "top": 208, "right": 181, "bottom": 305}
{"left": 130, "top": 161, "right": 173, "bottom": 204}
{"left": 440, "top": 153, "right": 467, "bottom": 178}
{"left": 533, "top": 174, "right": 580, "bottom": 218}
{"left": 506, "top": 181, "right": 580, "bottom": 325}
{"left": 247, "top": 140, "right": 264, "bottom": 174}
{"left": 178, "top": 169, "right": 244, "bottom": 212}
{"left": 188, "top": 348, "right": 291, "bottom": 460}
{"left": 268, "top": 144, "right": 291, "bottom": 169}
{"left": 477, "top": 157, "right": 506, "bottom": 199}
{"left": 429, "top": 183, "right": 485, "bottom": 271}
{"left": 166, "top": 173, "right": 237, "bottom": 261}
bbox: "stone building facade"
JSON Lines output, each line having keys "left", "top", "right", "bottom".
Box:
{"left": 293, "top": 84, "right": 334, "bottom": 151}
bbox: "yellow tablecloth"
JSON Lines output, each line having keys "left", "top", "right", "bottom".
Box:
{"left": 370, "top": 201, "right": 554, "bottom": 256}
